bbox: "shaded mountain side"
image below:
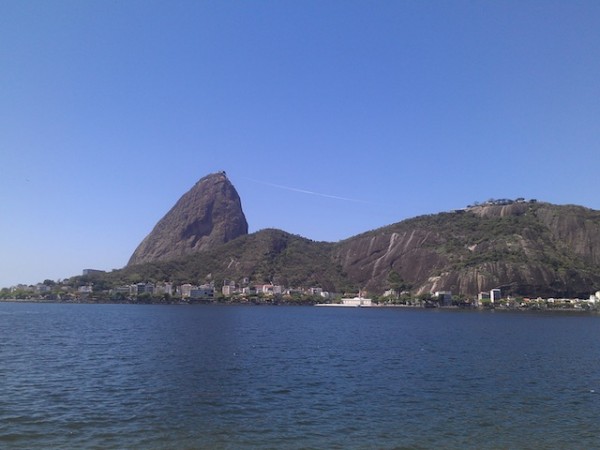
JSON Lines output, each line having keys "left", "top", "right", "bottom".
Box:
{"left": 128, "top": 172, "right": 248, "bottom": 266}
{"left": 332, "top": 202, "right": 600, "bottom": 297}
{"left": 108, "top": 229, "right": 349, "bottom": 293}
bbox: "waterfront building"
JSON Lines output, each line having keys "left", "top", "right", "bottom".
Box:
{"left": 308, "top": 287, "right": 323, "bottom": 296}
{"left": 134, "top": 282, "right": 154, "bottom": 295}
{"left": 180, "top": 283, "right": 194, "bottom": 298}
{"left": 242, "top": 286, "right": 257, "bottom": 295}
{"left": 490, "top": 289, "right": 501, "bottom": 303}
{"left": 434, "top": 291, "right": 453, "bottom": 306}
{"left": 222, "top": 284, "right": 236, "bottom": 296}
{"left": 341, "top": 297, "right": 372, "bottom": 307}
{"left": 189, "top": 285, "right": 214, "bottom": 300}
{"left": 155, "top": 282, "right": 173, "bottom": 296}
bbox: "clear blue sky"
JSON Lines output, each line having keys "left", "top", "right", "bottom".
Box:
{"left": 1, "top": 0, "right": 599, "bottom": 287}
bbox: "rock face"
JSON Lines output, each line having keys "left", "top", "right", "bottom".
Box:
{"left": 128, "top": 172, "right": 248, "bottom": 266}
{"left": 333, "top": 202, "right": 600, "bottom": 297}
{"left": 124, "top": 176, "right": 600, "bottom": 298}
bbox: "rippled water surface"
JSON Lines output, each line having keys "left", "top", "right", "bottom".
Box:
{"left": 2, "top": 303, "right": 600, "bottom": 449}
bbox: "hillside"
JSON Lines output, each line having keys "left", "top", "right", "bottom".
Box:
{"left": 91, "top": 200, "right": 600, "bottom": 298}
{"left": 333, "top": 201, "right": 600, "bottom": 297}
{"left": 105, "top": 229, "right": 349, "bottom": 293}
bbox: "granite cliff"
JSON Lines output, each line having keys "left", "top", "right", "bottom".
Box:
{"left": 128, "top": 172, "right": 248, "bottom": 266}
{"left": 122, "top": 174, "right": 600, "bottom": 297}
{"left": 332, "top": 202, "right": 600, "bottom": 297}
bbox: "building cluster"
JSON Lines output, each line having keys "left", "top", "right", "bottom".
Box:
{"left": 3, "top": 281, "right": 215, "bottom": 301}
{"left": 475, "top": 288, "right": 502, "bottom": 305}
{"left": 473, "top": 288, "right": 600, "bottom": 309}
{"left": 9, "top": 283, "right": 56, "bottom": 295}
{"left": 221, "top": 279, "right": 331, "bottom": 299}
{"left": 3, "top": 272, "right": 599, "bottom": 310}
{"left": 106, "top": 279, "right": 333, "bottom": 301}
{"left": 378, "top": 288, "right": 600, "bottom": 310}
{"left": 466, "top": 197, "right": 536, "bottom": 208}
{"left": 2, "top": 276, "right": 333, "bottom": 302}
{"left": 109, "top": 282, "right": 215, "bottom": 300}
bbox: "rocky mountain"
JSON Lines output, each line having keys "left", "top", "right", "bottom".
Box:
{"left": 120, "top": 173, "right": 600, "bottom": 298}
{"left": 332, "top": 202, "right": 600, "bottom": 297}
{"left": 115, "top": 229, "right": 346, "bottom": 293}
{"left": 127, "top": 172, "right": 248, "bottom": 266}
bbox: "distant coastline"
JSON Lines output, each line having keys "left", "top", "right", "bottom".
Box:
{"left": 2, "top": 297, "right": 600, "bottom": 314}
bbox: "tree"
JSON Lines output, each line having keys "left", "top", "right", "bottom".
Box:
{"left": 387, "top": 271, "right": 412, "bottom": 293}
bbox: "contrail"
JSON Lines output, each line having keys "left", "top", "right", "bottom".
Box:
{"left": 243, "top": 177, "right": 373, "bottom": 204}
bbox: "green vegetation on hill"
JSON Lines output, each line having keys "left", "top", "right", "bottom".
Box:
{"left": 332, "top": 202, "right": 600, "bottom": 297}
{"left": 85, "top": 229, "right": 348, "bottom": 292}
{"left": 67, "top": 202, "right": 600, "bottom": 299}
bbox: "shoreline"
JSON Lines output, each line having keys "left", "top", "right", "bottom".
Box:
{"left": 2, "top": 298, "right": 599, "bottom": 314}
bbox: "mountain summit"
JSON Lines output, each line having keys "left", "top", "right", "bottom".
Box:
{"left": 128, "top": 172, "right": 248, "bottom": 266}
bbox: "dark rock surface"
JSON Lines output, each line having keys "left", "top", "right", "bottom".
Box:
{"left": 128, "top": 172, "right": 248, "bottom": 266}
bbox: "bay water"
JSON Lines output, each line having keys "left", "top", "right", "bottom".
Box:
{"left": 2, "top": 303, "right": 600, "bottom": 449}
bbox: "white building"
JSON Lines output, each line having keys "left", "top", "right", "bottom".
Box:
{"left": 180, "top": 283, "right": 194, "bottom": 298}
{"left": 133, "top": 282, "right": 154, "bottom": 295}
{"left": 341, "top": 297, "right": 372, "bottom": 307}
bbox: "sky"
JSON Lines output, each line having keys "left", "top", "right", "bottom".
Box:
{"left": 1, "top": 0, "right": 599, "bottom": 287}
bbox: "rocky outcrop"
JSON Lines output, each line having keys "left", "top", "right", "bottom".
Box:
{"left": 124, "top": 173, "right": 600, "bottom": 298}
{"left": 333, "top": 202, "right": 600, "bottom": 297}
{"left": 128, "top": 172, "right": 248, "bottom": 266}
